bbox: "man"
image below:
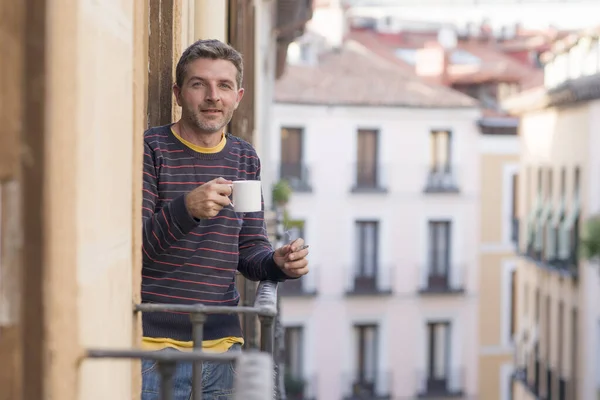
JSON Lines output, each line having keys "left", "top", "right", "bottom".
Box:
{"left": 141, "top": 39, "right": 309, "bottom": 400}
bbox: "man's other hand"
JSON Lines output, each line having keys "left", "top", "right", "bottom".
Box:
{"left": 273, "top": 238, "right": 309, "bottom": 278}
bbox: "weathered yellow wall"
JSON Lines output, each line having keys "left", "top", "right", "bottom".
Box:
{"left": 42, "top": 1, "right": 143, "bottom": 399}
{"left": 479, "top": 354, "right": 513, "bottom": 400}
{"left": 480, "top": 154, "right": 519, "bottom": 243}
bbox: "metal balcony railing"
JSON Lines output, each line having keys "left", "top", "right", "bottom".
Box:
{"left": 279, "top": 267, "right": 318, "bottom": 297}
{"left": 84, "top": 280, "right": 279, "bottom": 400}
{"left": 279, "top": 162, "right": 312, "bottom": 192}
{"left": 342, "top": 370, "right": 392, "bottom": 400}
{"left": 423, "top": 164, "right": 460, "bottom": 194}
{"left": 350, "top": 162, "right": 389, "bottom": 193}
{"left": 344, "top": 265, "right": 393, "bottom": 296}
{"left": 417, "top": 264, "right": 466, "bottom": 294}
{"left": 416, "top": 368, "right": 465, "bottom": 398}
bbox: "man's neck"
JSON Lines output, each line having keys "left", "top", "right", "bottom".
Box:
{"left": 174, "top": 120, "right": 223, "bottom": 148}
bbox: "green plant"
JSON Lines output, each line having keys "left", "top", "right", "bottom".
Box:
{"left": 284, "top": 372, "right": 305, "bottom": 398}
{"left": 272, "top": 179, "right": 292, "bottom": 207}
{"left": 581, "top": 215, "right": 600, "bottom": 262}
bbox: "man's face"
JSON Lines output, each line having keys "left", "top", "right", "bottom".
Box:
{"left": 175, "top": 58, "right": 244, "bottom": 134}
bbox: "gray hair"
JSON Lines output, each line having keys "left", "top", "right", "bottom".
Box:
{"left": 175, "top": 39, "right": 244, "bottom": 88}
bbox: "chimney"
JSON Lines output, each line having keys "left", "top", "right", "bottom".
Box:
{"left": 415, "top": 41, "right": 450, "bottom": 86}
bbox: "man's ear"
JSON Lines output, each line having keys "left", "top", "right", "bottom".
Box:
{"left": 234, "top": 87, "right": 245, "bottom": 110}
{"left": 173, "top": 84, "right": 183, "bottom": 107}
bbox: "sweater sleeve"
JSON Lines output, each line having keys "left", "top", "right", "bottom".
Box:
{"left": 237, "top": 162, "right": 289, "bottom": 282}
{"left": 142, "top": 142, "right": 199, "bottom": 264}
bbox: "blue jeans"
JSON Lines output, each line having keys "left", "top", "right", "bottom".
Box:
{"left": 141, "top": 344, "right": 241, "bottom": 400}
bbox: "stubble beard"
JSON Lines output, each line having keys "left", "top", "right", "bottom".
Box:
{"left": 185, "top": 106, "right": 235, "bottom": 134}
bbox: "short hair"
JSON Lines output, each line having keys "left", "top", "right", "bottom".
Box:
{"left": 175, "top": 39, "right": 244, "bottom": 88}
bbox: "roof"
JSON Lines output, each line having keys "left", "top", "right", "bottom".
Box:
{"left": 502, "top": 73, "right": 600, "bottom": 114}
{"left": 348, "top": 29, "right": 543, "bottom": 89}
{"left": 274, "top": 41, "right": 478, "bottom": 108}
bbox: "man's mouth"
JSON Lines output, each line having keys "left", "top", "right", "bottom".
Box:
{"left": 201, "top": 109, "right": 222, "bottom": 114}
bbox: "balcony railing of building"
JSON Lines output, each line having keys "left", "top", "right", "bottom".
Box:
{"left": 280, "top": 162, "right": 312, "bottom": 192}
{"left": 415, "top": 368, "right": 465, "bottom": 398}
{"left": 423, "top": 164, "right": 460, "bottom": 194}
{"left": 344, "top": 264, "right": 393, "bottom": 296}
{"left": 279, "top": 266, "right": 318, "bottom": 297}
{"left": 284, "top": 373, "right": 318, "bottom": 400}
{"left": 83, "top": 280, "right": 279, "bottom": 400}
{"left": 522, "top": 209, "right": 580, "bottom": 278}
{"left": 342, "top": 370, "right": 392, "bottom": 400}
{"left": 417, "top": 264, "right": 466, "bottom": 295}
{"left": 511, "top": 217, "right": 519, "bottom": 246}
{"left": 350, "top": 162, "right": 388, "bottom": 193}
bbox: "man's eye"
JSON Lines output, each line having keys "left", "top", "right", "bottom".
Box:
{"left": 220, "top": 84, "right": 232, "bottom": 89}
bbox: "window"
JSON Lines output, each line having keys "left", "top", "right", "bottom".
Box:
{"left": 280, "top": 127, "right": 307, "bottom": 189}
{"left": 356, "top": 129, "right": 379, "bottom": 188}
{"left": 426, "top": 321, "right": 451, "bottom": 392}
{"left": 558, "top": 302, "right": 564, "bottom": 376}
{"left": 284, "top": 326, "right": 304, "bottom": 379}
{"left": 430, "top": 130, "right": 451, "bottom": 172}
{"left": 427, "top": 221, "right": 451, "bottom": 288}
{"left": 354, "top": 324, "right": 378, "bottom": 394}
{"left": 356, "top": 221, "right": 378, "bottom": 278}
{"left": 510, "top": 172, "right": 519, "bottom": 244}
{"left": 573, "top": 167, "right": 580, "bottom": 196}
{"left": 509, "top": 269, "right": 517, "bottom": 340}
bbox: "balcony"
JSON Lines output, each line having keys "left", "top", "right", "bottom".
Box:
{"left": 83, "top": 281, "right": 280, "bottom": 399}
{"left": 342, "top": 371, "right": 392, "bottom": 400}
{"left": 511, "top": 218, "right": 519, "bottom": 246}
{"left": 417, "top": 264, "right": 466, "bottom": 295}
{"left": 345, "top": 265, "right": 393, "bottom": 296}
{"left": 350, "top": 162, "right": 388, "bottom": 193}
{"left": 521, "top": 216, "right": 579, "bottom": 279}
{"left": 284, "top": 373, "right": 318, "bottom": 400}
{"left": 423, "top": 164, "right": 460, "bottom": 194}
{"left": 279, "top": 267, "right": 318, "bottom": 297}
{"left": 280, "top": 162, "right": 312, "bottom": 192}
{"left": 416, "top": 368, "right": 464, "bottom": 398}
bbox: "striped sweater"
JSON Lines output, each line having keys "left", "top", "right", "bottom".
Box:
{"left": 142, "top": 124, "right": 287, "bottom": 342}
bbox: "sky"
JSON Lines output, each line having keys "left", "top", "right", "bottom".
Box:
{"left": 345, "top": 0, "right": 600, "bottom": 30}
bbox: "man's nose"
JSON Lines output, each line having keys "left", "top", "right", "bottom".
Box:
{"left": 205, "top": 84, "right": 221, "bottom": 102}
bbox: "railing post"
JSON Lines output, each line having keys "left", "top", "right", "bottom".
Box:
{"left": 191, "top": 312, "right": 207, "bottom": 400}
{"left": 259, "top": 315, "right": 274, "bottom": 355}
{"left": 158, "top": 361, "right": 176, "bottom": 400}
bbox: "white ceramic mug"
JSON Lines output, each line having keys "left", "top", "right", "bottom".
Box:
{"left": 231, "top": 180, "right": 262, "bottom": 213}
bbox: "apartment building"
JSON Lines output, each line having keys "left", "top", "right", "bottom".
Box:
{"left": 269, "top": 32, "right": 482, "bottom": 398}
{"left": 504, "top": 29, "right": 600, "bottom": 400}
{"left": 477, "top": 124, "right": 520, "bottom": 399}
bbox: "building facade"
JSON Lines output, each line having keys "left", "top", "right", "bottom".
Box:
{"left": 477, "top": 128, "right": 520, "bottom": 400}
{"left": 506, "top": 29, "right": 600, "bottom": 400}
{"left": 269, "top": 33, "right": 482, "bottom": 398}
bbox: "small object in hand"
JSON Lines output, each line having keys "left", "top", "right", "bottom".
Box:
{"left": 295, "top": 244, "right": 309, "bottom": 252}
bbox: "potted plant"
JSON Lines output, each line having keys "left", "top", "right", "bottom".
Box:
{"left": 284, "top": 371, "right": 306, "bottom": 399}
{"left": 272, "top": 179, "right": 292, "bottom": 208}
{"left": 580, "top": 215, "right": 600, "bottom": 263}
